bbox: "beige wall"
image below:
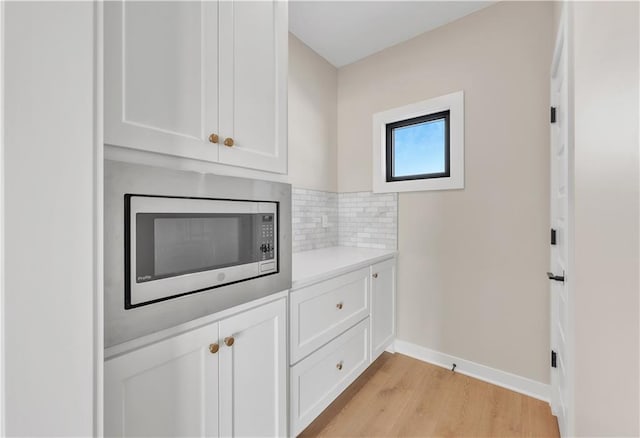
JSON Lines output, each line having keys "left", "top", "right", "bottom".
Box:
{"left": 288, "top": 34, "right": 338, "bottom": 192}
{"left": 572, "top": 2, "right": 639, "bottom": 435}
{"left": 337, "top": 2, "right": 554, "bottom": 383}
{"left": 552, "top": 0, "right": 562, "bottom": 40}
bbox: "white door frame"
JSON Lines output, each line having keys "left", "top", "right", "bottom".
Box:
{"left": 549, "top": 4, "right": 575, "bottom": 437}
{"left": 93, "top": 1, "right": 105, "bottom": 435}
{"left": 0, "top": 0, "right": 5, "bottom": 434}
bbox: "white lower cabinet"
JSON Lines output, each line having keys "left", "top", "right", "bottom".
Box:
{"left": 105, "top": 298, "right": 286, "bottom": 437}
{"left": 219, "top": 299, "right": 287, "bottom": 437}
{"left": 105, "top": 320, "right": 220, "bottom": 437}
{"left": 289, "top": 267, "right": 370, "bottom": 364}
{"left": 371, "top": 259, "right": 396, "bottom": 361}
{"left": 290, "top": 319, "right": 370, "bottom": 435}
{"left": 289, "top": 256, "right": 396, "bottom": 436}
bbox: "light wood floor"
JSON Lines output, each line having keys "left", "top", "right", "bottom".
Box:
{"left": 299, "top": 353, "right": 560, "bottom": 438}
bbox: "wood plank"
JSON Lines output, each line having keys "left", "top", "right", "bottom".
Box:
{"left": 298, "top": 352, "right": 391, "bottom": 437}
{"left": 356, "top": 354, "right": 428, "bottom": 436}
{"left": 314, "top": 353, "right": 413, "bottom": 437}
{"left": 299, "top": 352, "right": 559, "bottom": 437}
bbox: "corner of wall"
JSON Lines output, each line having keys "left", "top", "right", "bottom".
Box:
{"left": 288, "top": 33, "right": 339, "bottom": 193}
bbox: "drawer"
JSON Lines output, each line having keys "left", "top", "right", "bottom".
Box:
{"left": 290, "top": 318, "right": 370, "bottom": 436}
{"left": 290, "top": 267, "right": 370, "bottom": 364}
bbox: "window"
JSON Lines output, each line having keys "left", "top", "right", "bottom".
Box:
{"left": 373, "top": 91, "right": 464, "bottom": 193}
{"left": 385, "top": 110, "right": 450, "bottom": 182}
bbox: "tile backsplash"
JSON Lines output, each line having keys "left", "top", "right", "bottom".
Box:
{"left": 338, "top": 192, "right": 397, "bottom": 250}
{"left": 292, "top": 188, "right": 338, "bottom": 252}
{"left": 292, "top": 188, "right": 397, "bottom": 252}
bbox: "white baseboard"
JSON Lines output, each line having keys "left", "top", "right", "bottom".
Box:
{"left": 393, "top": 339, "right": 550, "bottom": 403}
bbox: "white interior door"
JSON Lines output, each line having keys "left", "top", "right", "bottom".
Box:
{"left": 550, "top": 12, "right": 571, "bottom": 437}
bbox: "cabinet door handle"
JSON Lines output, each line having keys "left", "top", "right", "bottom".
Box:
{"left": 336, "top": 362, "right": 343, "bottom": 370}
{"left": 209, "top": 343, "right": 219, "bottom": 354}
{"left": 208, "top": 133, "right": 219, "bottom": 144}
{"left": 224, "top": 137, "right": 234, "bottom": 147}
{"left": 372, "top": 273, "right": 378, "bottom": 279}
{"left": 224, "top": 336, "right": 235, "bottom": 347}
{"left": 336, "top": 302, "right": 343, "bottom": 310}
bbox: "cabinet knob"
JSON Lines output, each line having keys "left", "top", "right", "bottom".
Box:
{"left": 336, "top": 302, "right": 343, "bottom": 310}
{"left": 372, "top": 273, "right": 378, "bottom": 279}
{"left": 224, "top": 137, "right": 234, "bottom": 147}
{"left": 336, "top": 362, "right": 343, "bottom": 371}
{"left": 224, "top": 336, "right": 235, "bottom": 347}
{"left": 209, "top": 343, "right": 219, "bottom": 354}
{"left": 208, "top": 133, "right": 219, "bottom": 144}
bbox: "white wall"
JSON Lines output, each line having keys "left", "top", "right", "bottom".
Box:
{"left": 288, "top": 34, "right": 338, "bottom": 192}
{"left": 3, "top": 2, "right": 98, "bottom": 435}
{"left": 571, "top": 2, "right": 639, "bottom": 435}
{"left": 337, "top": 1, "right": 554, "bottom": 383}
{"left": 0, "top": 1, "right": 4, "bottom": 433}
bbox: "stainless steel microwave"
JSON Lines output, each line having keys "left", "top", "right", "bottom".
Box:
{"left": 104, "top": 160, "right": 291, "bottom": 348}
{"left": 126, "top": 195, "right": 279, "bottom": 308}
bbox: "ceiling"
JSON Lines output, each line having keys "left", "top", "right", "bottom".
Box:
{"left": 289, "top": 1, "right": 495, "bottom": 67}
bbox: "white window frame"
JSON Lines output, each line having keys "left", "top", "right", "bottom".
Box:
{"left": 372, "top": 91, "right": 464, "bottom": 193}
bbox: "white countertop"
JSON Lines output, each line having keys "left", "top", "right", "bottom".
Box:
{"left": 292, "top": 246, "right": 397, "bottom": 289}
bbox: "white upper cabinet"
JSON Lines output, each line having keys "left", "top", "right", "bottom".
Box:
{"left": 105, "top": 0, "right": 287, "bottom": 174}
{"left": 104, "top": 1, "right": 219, "bottom": 161}
{"left": 218, "top": 1, "right": 288, "bottom": 174}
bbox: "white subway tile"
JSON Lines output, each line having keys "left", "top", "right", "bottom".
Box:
{"left": 294, "top": 188, "right": 397, "bottom": 252}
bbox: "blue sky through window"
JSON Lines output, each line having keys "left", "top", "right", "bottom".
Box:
{"left": 393, "top": 118, "right": 446, "bottom": 177}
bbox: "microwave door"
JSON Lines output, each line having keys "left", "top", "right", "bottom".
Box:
{"left": 126, "top": 196, "right": 278, "bottom": 308}
{"left": 137, "top": 213, "right": 256, "bottom": 283}
{"left": 153, "top": 216, "right": 248, "bottom": 279}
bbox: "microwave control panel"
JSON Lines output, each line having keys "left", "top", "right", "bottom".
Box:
{"left": 259, "top": 214, "right": 275, "bottom": 261}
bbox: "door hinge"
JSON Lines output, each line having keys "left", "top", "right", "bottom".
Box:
{"left": 550, "top": 106, "right": 557, "bottom": 123}
{"left": 550, "top": 228, "right": 557, "bottom": 245}
{"left": 551, "top": 350, "right": 558, "bottom": 368}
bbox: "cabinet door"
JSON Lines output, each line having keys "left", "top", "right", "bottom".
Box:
{"left": 104, "top": 322, "right": 220, "bottom": 437}
{"left": 218, "top": 0, "right": 288, "bottom": 174}
{"left": 371, "top": 258, "right": 396, "bottom": 361}
{"left": 219, "top": 298, "right": 287, "bottom": 437}
{"left": 104, "top": 1, "right": 219, "bottom": 160}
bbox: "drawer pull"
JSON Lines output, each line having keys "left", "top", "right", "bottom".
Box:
{"left": 224, "top": 336, "right": 235, "bottom": 347}
{"left": 336, "top": 362, "right": 343, "bottom": 371}
{"left": 336, "top": 302, "right": 343, "bottom": 310}
{"left": 372, "top": 273, "right": 378, "bottom": 279}
{"left": 209, "top": 343, "right": 219, "bottom": 354}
